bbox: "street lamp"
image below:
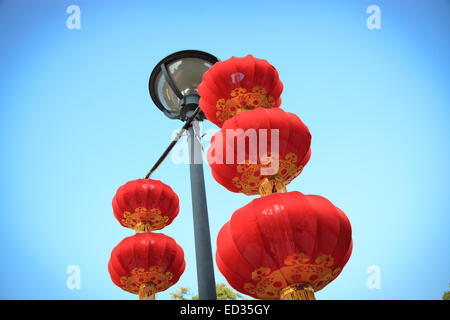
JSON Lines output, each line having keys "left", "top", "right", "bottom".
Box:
{"left": 148, "top": 50, "right": 219, "bottom": 300}
{"left": 149, "top": 50, "right": 218, "bottom": 121}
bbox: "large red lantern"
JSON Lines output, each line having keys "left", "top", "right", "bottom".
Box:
{"left": 198, "top": 55, "right": 283, "bottom": 127}
{"left": 207, "top": 107, "right": 311, "bottom": 196}
{"left": 108, "top": 232, "right": 185, "bottom": 300}
{"left": 112, "top": 179, "right": 179, "bottom": 232}
{"left": 216, "top": 191, "right": 352, "bottom": 300}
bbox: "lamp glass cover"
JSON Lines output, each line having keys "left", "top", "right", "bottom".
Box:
{"left": 155, "top": 57, "right": 213, "bottom": 112}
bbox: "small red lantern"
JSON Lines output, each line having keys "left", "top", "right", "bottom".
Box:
{"left": 198, "top": 55, "right": 283, "bottom": 127}
{"left": 108, "top": 232, "right": 185, "bottom": 300}
{"left": 112, "top": 179, "right": 179, "bottom": 232}
{"left": 216, "top": 191, "right": 352, "bottom": 300}
{"left": 207, "top": 107, "right": 311, "bottom": 196}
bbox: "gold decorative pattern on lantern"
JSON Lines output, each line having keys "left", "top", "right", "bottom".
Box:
{"left": 119, "top": 267, "right": 174, "bottom": 294}
{"left": 216, "top": 86, "right": 276, "bottom": 123}
{"left": 231, "top": 152, "right": 304, "bottom": 195}
{"left": 121, "top": 207, "right": 169, "bottom": 231}
{"left": 243, "top": 254, "right": 341, "bottom": 299}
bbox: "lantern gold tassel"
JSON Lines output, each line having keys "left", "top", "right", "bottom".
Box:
{"left": 259, "top": 177, "right": 287, "bottom": 197}
{"left": 280, "top": 283, "right": 316, "bottom": 300}
{"left": 135, "top": 222, "right": 153, "bottom": 233}
{"left": 138, "top": 282, "right": 157, "bottom": 300}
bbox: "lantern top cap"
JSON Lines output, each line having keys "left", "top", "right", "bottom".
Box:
{"left": 148, "top": 50, "right": 219, "bottom": 121}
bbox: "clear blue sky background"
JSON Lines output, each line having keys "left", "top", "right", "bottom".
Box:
{"left": 0, "top": 0, "right": 449, "bottom": 300}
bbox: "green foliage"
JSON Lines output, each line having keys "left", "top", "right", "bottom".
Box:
{"left": 170, "top": 287, "right": 192, "bottom": 300}
{"left": 171, "top": 283, "right": 247, "bottom": 300}
{"left": 443, "top": 284, "right": 450, "bottom": 300}
{"left": 216, "top": 283, "right": 245, "bottom": 300}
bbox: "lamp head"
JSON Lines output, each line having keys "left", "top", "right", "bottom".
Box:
{"left": 148, "top": 50, "right": 219, "bottom": 121}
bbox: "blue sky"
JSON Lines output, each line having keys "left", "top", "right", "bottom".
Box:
{"left": 0, "top": 0, "right": 449, "bottom": 300}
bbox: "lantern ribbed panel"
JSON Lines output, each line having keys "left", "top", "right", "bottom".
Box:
{"left": 216, "top": 192, "right": 353, "bottom": 300}
{"left": 198, "top": 55, "right": 283, "bottom": 127}
{"left": 207, "top": 107, "right": 311, "bottom": 195}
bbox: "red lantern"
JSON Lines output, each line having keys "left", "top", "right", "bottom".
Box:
{"left": 216, "top": 191, "right": 352, "bottom": 300}
{"left": 198, "top": 55, "right": 283, "bottom": 127}
{"left": 108, "top": 232, "right": 185, "bottom": 300}
{"left": 112, "top": 179, "right": 179, "bottom": 232}
{"left": 207, "top": 107, "right": 311, "bottom": 196}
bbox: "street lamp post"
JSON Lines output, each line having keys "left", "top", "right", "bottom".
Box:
{"left": 148, "top": 50, "right": 219, "bottom": 300}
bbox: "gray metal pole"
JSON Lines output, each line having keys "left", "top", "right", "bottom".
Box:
{"left": 187, "top": 123, "right": 217, "bottom": 300}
